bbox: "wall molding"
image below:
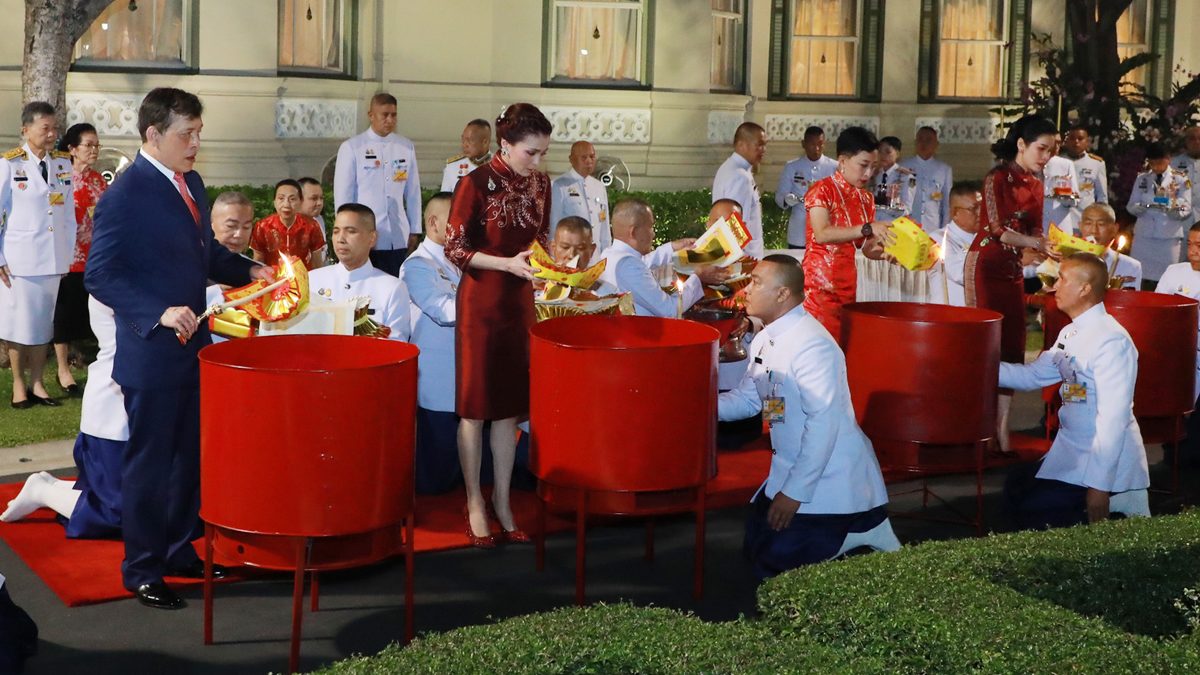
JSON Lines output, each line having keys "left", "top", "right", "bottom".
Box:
{"left": 764, "top": 114, "right": 880, "bottom": 142}
{"left": 541, "top": 106, "right": 651, "bottom": 144}
{"left": 707, "top": 110, "right": 746, "bottom": 144}
{"left": 66, "top": 94, "right": 141, "bottom": 137}
{"left": 275, "top": 98, "right": 358, "bottom": 139}
{"left": 914, "top": 116, "right": 999, "bottom": 144}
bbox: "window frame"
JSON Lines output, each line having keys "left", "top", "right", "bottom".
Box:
{"left": 542, "top": 0, "right": 653, "bottom": 90}
{"left": 710, "top": 0, "right": 748, "bottom": 93}
{"left": 767, "top": 0, "right": 885, "bottom": 102}
{"left": 70, "top": 0, "right": 199, "bottom": 74}
{"left": 277, "top": 0, "right": 358, "bottom": 80}
{"left": 917, "top": 0, "right": 1032, "bottom": 104}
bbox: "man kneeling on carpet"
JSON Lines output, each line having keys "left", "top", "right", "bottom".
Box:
{"left": 1002, "top": 252, "right": 1150, "bottom": 529}
{"left": 717, "top": 254, "right": 900, "bottom": 580}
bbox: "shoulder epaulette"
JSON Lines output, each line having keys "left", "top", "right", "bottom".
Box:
{"left": 896, "top": 166, "right": 914, "bottom": 175}
{"left": 1172, "top": 167, "right": 1189, "bottom": 176}
{"left": 51, "top": 150, "right": 71, "bottom": 160}
{"left": 2, "top": 147, "right": 26, "bottom": 161}
{"left": 445, "top": 154, "right": 466, "bottom": 164}
{"left": 1087, "top": 152, "right": 1103, "bottom": 162}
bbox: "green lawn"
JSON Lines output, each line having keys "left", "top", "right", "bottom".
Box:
{"left": 0, "top": 365, "right": 87, "bottom": 448}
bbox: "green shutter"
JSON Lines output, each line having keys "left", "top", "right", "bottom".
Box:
{"left": 860, "top": 0, "right": 884, "bottom": 101}
{"left": 768, "top": 0, "right": 787, "bottom": 98}
{"left": 1148, "top": 0, "right": 1175, "bottom": 98}
{"left": 917, "top": 0, "right": 936, "bottom": 101}
{"left": 1006, "top": 0, "right": 1032, "bottom": 100}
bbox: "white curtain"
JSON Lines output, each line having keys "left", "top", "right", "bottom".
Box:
{"left": 280, "top": 0, "right": 343, "bottom": 71}
{"left": 856, "top": 251, "right": 932, "bottom": 303}
{"left": 554, "top": 6, "right": 640, "bottom": 81}
{"left": 76, "top": 0, "right": 184, "bottom": 63}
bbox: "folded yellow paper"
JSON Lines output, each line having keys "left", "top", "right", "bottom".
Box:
{"left": 530, "top": 241, "right": 608, "bottom": 288}
{"left": 883, "top": 216, "right": 939, "bottom": 271}
{"left": 1048, "top": 224, "right": 1107, "bottom": 257}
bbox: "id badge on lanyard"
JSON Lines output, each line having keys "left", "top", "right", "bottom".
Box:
{"left": 763, "top": 371, "right": 785, "bottom": 426}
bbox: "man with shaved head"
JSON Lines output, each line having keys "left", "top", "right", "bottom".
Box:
{"left": 1000, "top": 252, "right": 1149, "bottom": 529}
{"left": 718, "top": 254, "right": 896, "bottom": 580}
{"left": 1078, "top": 203, "right": 1141, "bottom": 289}
{"left": 551, "top": 140, "right": 611, "bottom": 250}
{"left": 713, "top": 122, "right": 767, "bottom": 258}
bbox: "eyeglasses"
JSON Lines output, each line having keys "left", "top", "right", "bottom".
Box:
{"left": 952, "top": 205, "right": 980, "bottom": 214}
{"left": 78, "top": 143, "right": 102, "bottom": 149}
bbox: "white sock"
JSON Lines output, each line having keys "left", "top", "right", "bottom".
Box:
{"left": 43, "top": 486, "right": 81, "bottom": 520}
{"left": 0, "top": 473, "right": 55, "bottom": 522}
{"left": 39, "top": 472, "right": 76, "bottom": 491}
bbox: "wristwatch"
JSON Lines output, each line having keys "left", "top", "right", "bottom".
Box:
{"left": 861, "top": 223, "right": 873, "bottom": 239}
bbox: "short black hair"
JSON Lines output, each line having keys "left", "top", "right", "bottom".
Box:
{"left": 879, "top": 136, "right": 902, "bottom": 151}
{"left": 1145, "top": 142, "right": 1169, "bottom": 161}
{"left": 555, "top": 216, "right": 593, "bottom": 237}
{"left": 836, "top": 126, "right": 879, "bottom": 158}
{"left": 467, "top": 118, "right": 491, "bottom": 129}
{"left": 297, "top": 176, "right": 321, "bottom": 189}
{"left": 274, "top": 178, "right": 302, "bottom": 196}
{"left": 138, "top": 88, "right": 203, "bottom": 142}
{"left": 337, "top": 203, "right": 377, "bottom": 230}
{"left": 21, "top": 101, "right": 55, "bottom": 127}
{"left": 58, "top": 122, "right": 97, "bottom": 152}
{"left": 803, "top": 126, "right": 824, "bottom": 140}
{"left": 761, "top": 254, "right": 805, "bottom": 296}
{"left": 370, "top": 92, "right": 397, "bottom": 108}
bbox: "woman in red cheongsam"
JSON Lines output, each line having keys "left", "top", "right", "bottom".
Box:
{"left": 803, "top": 126, "right": 894, "bottom": 339}
{"left": 965, "top": 115, "right": 1059, "bottom": 453}
{"left": 445, "top": 103, "right": 552, "bottom": 548}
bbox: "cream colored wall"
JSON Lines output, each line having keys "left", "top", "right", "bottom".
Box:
{"left": 0, "top": 0, "right": 1195, "bottom": 192}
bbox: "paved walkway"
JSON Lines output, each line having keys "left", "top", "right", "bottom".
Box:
{"left": 0, "top": 439, "right": 74, "bottom": 479}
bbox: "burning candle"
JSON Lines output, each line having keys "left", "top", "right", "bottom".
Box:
{"left": 938, "top": 240, "right": 950, "bottom": 305}
{"left": 675, "top": 278, "right": 684, "bottom": 319}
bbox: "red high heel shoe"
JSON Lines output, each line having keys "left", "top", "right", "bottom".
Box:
{"left": 486, "top": 504, "right": 531, "bottom": 544}
{"left": 463, "top": 507, "right": 496, "bottom": 549}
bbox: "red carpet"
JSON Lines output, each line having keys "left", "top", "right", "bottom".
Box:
{"left": 0, "top": 445, "right": 771, "bottom": 608}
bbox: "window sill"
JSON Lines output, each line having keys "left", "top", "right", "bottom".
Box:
{"left": 277, "top": 69, "right": 357, "bottom": 81}
{"left": 70, "top": 62, "right": 197, "bottom": 75}
{"left": 541, "top": 78, "right": 650, "bottom": 91}
{"left": 766, "top": 94, "right": 881, "bottom": 103}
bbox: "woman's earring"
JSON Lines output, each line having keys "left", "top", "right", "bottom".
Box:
{"left": 501, "top": 147, "right": 509, "bottom": 157}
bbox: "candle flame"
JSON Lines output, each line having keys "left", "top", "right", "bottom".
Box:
{"left": 1117, "top": 235, "right": 1127, "bottom": 252}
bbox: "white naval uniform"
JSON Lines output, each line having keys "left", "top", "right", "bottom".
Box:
{"left": 718, "top": 304, "right": 889, "bottom": 514}
{"left": 867, "top": 164, "right": 917, "bottom": 224}
{"left": 1071, "top": 152, "right": 1109, "bottom": 211}
{"left": 1128, "top": 168, "right": 1193, "bottom": 281}
{"left": 440, "top": 154, "right": 485, "bottom": 193}
{"left": 333, "top": 129, "right": 422, "bottom": 251}
{"left": 0, "top": 145, "right": 76, "bottom": 345}
{"left": 400, "top": 238, "right": 460, "bottom": 413}
{"left": 598, "top": 239, "right": 703, "bottom": 317}
{"left": 929, "top": 221, "right": 974, "bottom": 306}
{"left": 1101, "top": 250, "right": 1142, "bottom": 290}
{"left": 1171, "top": 153, "right": 1200, "bottom": 228}
{"left": 309, "top": 260, "right": 411, "bottom": 341}
{"left": 1043, "top": 155, "right": 1083, "bottom": 234}
{"left": 897, "top": 155, "right": 953, "bottom": 234}
{"left": 80, "top": 297, "right": 128, "bottom": 442}
{"left": 550, "top": 169, "right": 611, "bottom": 251}
{"left": 999, "top": 303, "right": 1149, "bottom": 496}
{"left": 775, "top": 154, "right": 838, "bottom": 247}
{"left": 713, "top": 153, "right": 764, "bottom": 258}
{"left": 1155, "top": 262, "right": 1200, "bottom": 400}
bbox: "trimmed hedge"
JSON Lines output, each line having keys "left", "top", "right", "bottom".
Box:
{"left": 204, "top": 185, "right": 792, "bottom": 251}
{"left": 315, "top": 511, "right": 1200, "bottom": 674}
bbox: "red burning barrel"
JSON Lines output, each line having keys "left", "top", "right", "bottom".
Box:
{"left": 1104, "top": 290, "right": 1198, "bottom": 429}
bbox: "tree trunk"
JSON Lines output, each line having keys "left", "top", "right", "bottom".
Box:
{"left": 1065, "top": 0, "right": 1133, "bottom": 149}
{"left": 21, "top": 0, "right": 115, "bottom": 128}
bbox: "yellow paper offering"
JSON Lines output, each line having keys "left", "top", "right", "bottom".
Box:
{"left": 674, "top": 212, "right": 753, "bottom": 273}
{"left": 883, "top": 216, "right": 939, "bottom": 271}
{"left": 530, "top": 241, "right": 607, "bottom": 289}
{"left": 1048, "top": 224, "right": 1107, "bottom": 257}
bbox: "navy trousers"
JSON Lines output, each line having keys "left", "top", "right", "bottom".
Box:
{"left": 1004, "top": 461, "right": 1088, "bottom": 530}
{"left": 120, "top": 386, "right": 203, "bottom": 589}
{"left": 62, "top": 433, "right": 124, "bottom": 539}
{"left": 369, "top": 248, "right": 408, "bottom": 277}
{"left": 743, "top": 493, "right": 887, "bottom": 581}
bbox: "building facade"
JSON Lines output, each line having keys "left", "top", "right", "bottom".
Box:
{"left": 0, "top": 0, "right": 1195, "bottom": 190}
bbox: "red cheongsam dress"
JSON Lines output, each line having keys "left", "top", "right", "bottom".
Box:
{"left": 802, "top": 171, "right": 875, "bottom": 339}
{"left": 249, "top": 213, "right": 326, "bottom": 266}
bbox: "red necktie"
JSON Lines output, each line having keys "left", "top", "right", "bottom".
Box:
{"left": 173, "top": 172, "right": 200, "bottom": 225}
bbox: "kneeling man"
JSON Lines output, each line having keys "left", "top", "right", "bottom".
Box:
{"left": 309, "top": 203, "right": 411, "bottom": 341}
{"left": 1002, "top": 252, "right": 1149, "bottom": 528}
{"left": 719, "top": 255, "right": 896, "bottom": 580}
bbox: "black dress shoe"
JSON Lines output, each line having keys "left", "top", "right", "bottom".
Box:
{"left": 169, "top": 561, "right": 229, "bottom": 580}
{"left": 61, "top": 383, "right": 81, "bottom": 397}
{"left": 30, "top": 394, "right": 60, "bottom": 407}
{"left": 134, "top": 582, "right": 185, "bottom": 610}
{"left": 10, "top": 399, "right": 33, "bottom": 410}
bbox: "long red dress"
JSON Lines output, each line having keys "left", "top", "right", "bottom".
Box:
{"left": 965, "top": 162, "right": 1044, "bottom": 364}
{"left": 802, "top": 171, "right": 875, "bottom": 339}
{"left": 445, "top": 155, "right": 550, "bottom": 420}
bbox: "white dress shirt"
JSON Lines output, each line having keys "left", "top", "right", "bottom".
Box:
{"left": 1102, "top": 250, "right": 1142, "bottom": 290}
{"left": 400, "top": 238, "right": 460, "bottom": 412}
{"left": 713, "top": 153, "right": 764, "bottom": 258}
{"left": 999, "top": 302, "right": 1149, "bottom": 494}
{"left": 1043, "top": 155, "right": 1083, "bottom": 234}
{"left": 718, "top": 304, "right": 889, "bottom": 514}
{"left": 1071, "top": 152, "right": 1109, "bottom": 210}
{"left": 1155, "top": 262, "right": 1200, "bottom": 399}
{"left": 897, "top": 155, "right": 953, "bottom": 234}
{"left": 333, "top": 128, "right": 422, "bottom": 250}
{"left": 775, "top": 154, "right": 838, "bottom": 246}
{"left": 441, "top": 154, "right": 485, "bottom": 193}
{"left": 309, "top": 260, "right": 411, "bottom": 341}
{"left": 929, "top": 221, "right": 974, "bottom": 306}
{"left": 550, "top": 169, "right": 611, "bottom": 251}
{"left": 598, "top": 239, "right": 703, "bottom": 317}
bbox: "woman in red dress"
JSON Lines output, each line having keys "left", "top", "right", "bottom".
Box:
{"left": 803, "top": 126, "right": 893, "bottom": 339}
{"left": 445, "top": 103, "right": 552, "bottom": 547}
{"left": 53, "top": 123, "right": 107, "bottom": 395}
{"left": 964, "top": 115, "right": 1059, "bottom": 453}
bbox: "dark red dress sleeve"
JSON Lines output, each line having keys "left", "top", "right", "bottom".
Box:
{"left": 445, "top": 174, "right": 483, "bottom": 271}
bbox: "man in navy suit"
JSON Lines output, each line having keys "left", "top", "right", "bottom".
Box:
{"left": 85, "top": 88, "right": 271, "bottom": 609}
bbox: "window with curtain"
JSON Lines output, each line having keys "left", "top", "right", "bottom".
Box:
{"left": 547, "top": 0, "right": 647, "bottom": 86}
{"left": 279, "top": 0, "right": 352, "bottom": 75}
{"left": 1116, "top": 0, "right": 1151, "bottom": 91}
{"left": 788, "top": 0, "right": 860, "bottom": 96}
{"left": 936, "top": 0, "right": 1008, "bottom": 99}
{"left": 711, "top": 0, "right": 746, "bottom": 91}
{"left": 74, "top": 0, "right": 190, "bottom": 68}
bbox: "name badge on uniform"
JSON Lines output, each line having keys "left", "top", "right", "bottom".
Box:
{"left": 763, "top": 397, "right": 786, "bottom": 426}
{"left": 567, "top": 187, "right": 580, "bottom": 198}
{"left": 1061, "top": 382, "right": 1088, "bottom": 404}
{"left": 48, "top": 191, "right": 65, "bottom": 206}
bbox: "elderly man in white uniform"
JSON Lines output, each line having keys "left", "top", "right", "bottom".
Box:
{"left": 204, "top": 191, "right": 257, "bottom": 321}
{"left": 1129, "top": 143, "right": 1193, "bottom": 286}
{"left": 898, "top": 126, "right": 953, "bottom": 235}
{"left": 776, "top": 126, "right": 838, "bottom": 251}
{"left": 441, "top": 119, "right": 491, "bottom": 193}
{"left": 550, "top": 141, "right": 611, "bottom": 249}
{"left": 309, "top": 203, "right": 410, "bottom": 341}
{"left": 598, "top": 199, "right": 728, "bottom": 317}
{"left": 1002, "top": 253, "right": 1150, "bottom": 529}
{"left": 714, "top": 122, "right": 767, "bottom": 259}
{"left": 0, "top": 102, "right": 76, "bottom": 409}
{"left": 719, "top": 255, "right": 897, "bottom": 580}
{"left": 1156, "top": 223, "right": 1200, "bottom": 465}
{"left": 333, "top": 93, "right": 421, "bottom": 277}
{"left": 929, "top": 185, "right": 981, "bottom": 306}
{"left": 1079, "top": 203, "right": 1141, "bottom": 289}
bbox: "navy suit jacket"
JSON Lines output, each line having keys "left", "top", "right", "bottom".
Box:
{"left": 85, "top": 153, "right": 254, "bottom": 390}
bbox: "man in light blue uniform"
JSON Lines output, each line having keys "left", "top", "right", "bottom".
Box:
{"left": 775, "top": 126, "right": 837, "bottom": 250}
{"left": 333, "top": 93, "right": 422, "bottom": 276}
{"left": 719, "top": 255, "right": 897, "bottom": 580}
{"left": 1002, "top": 253, "right": 1150, "bottom": 528}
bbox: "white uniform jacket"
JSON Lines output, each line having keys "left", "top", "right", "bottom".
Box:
{"left": 1043, "top": 155, "right": 1082, "bottom": 233}
{"left": 999, "top": 303, "right": 1149, "bottom": 493}
{"left": 400, "top": 238, "right": 460, "bottom": 412}
{"left": 1128, "top": 168, "right": 1193, "bottom": 239}
{"left": 868, "top": 164, "right": 917, "bottom": 224}
{"left": 713, "top": 153, "right": 764, "bottom": 258}
{"left": 897, "top": 155, "right": 952, "bottom": 233}
{"left": 309, "top": 260, "right": 411, "bottom": 341}
{"left": 1155, "top": 262, "right": 1200, "bottom": 400}
{"left": 550, "top": 169, "right": 611, "bottom": 251}
{"left": 333, "top": 129, "right": 422, "bottom": 250}
{"left": 598, "top": 239, "right": 703, "bottom": 317}
{"left": 1171, "top": 153, "right": 1200, "bottom": 224}
{"left": 1072, "top": 152, "right": 1109, "bottom": 211}
{"left": 718, "top": 305, "right": 889, "bottom": 514}
{"left": 440, "top": 154, "right": 485, "bottom": 193}
{"left": 775, "top": 154, "right": 838, "bottom": 246}
{"left": 80, "top": 296, "right": 129, "bottom": 441}
{"left": 0, "top": 145, "right": 76, "bottom": 274}
{"left": 930, "top": 221, "right": 974, "bottom": 306}
{"left": 1102, "top": 250, "right": 1142, "bottom": 290}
